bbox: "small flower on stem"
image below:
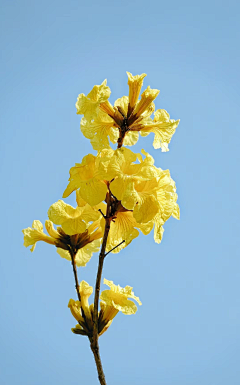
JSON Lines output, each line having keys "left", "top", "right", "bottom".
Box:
{"left": 98, "top": 279, "right": 142, "bottom": 335}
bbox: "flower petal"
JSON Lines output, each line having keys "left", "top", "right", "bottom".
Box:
{"left": 140, "top": 109, "right": 180, "bottom": 151}
{"left": 126, "top": 72, "right": 147, "bottom": 112}
{"left": 76, "top": 80, "right": 111, "bottom": 120}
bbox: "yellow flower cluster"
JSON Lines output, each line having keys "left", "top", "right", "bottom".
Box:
{"left": 69, "top": 279, "right": 141, "bottom": 336}
{"left": 77, "top": 72, "right": 179, "bottom": 151}
{"left": 22, "top": 71, "right": 180, "bottom": 337}
{"left": 22, "top": 200, "right": 103, "bottom": 266}
{"left": 63, "top": 147, "right": 179, "bottom": 249}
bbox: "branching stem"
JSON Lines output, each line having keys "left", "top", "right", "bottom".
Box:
{"left": 69, "top": 248, "right": 89, "bottom": 333}
{"left": 90, "top": 192, "right": 113, "bottom": 385}
{"left": 105, "top": 240, "right": 125, "bottom": 257}
{"left": 69, "top": 248, "right": 81, "bottom": 303}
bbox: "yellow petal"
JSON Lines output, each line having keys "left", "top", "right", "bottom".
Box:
{"left": 63, "top": 154, "right": 108, "bottom": 205}
{"left": 99, "top": 100, "right": 115, "bottom": 119}
{"left": 133, "top": 193, "right": 160, "bottom": 224}
{"left": 75, "top": 80, "right": 111, "bottom": 120}
{"left": 140, "top": 109, "right": 180, "bottom": 151}
{"left": 48, "top": 200, "right": 87, "bottom": 235}
{"left": 80, "top": 111, "right": 118, "bottom": 151}
{"left": 105, "top": 211, "right": 139, "bottom": 253}
{"left": 78, "top": 280, "right": 93, "bottom": 324}
{"left": 22, "top": 220, "right": 55, "bottom": 252}
{"left": 152, "top": 213, "right": 165, "bottom": 244}
{"left": 45, "top": 220, "right": 59, "bottom": 239}
{"left": 133, "top": 86, "right": 160, "bottom": 118}
{"left": 75, "top": 238, "right": 101, "bottom": 267}
{"left": 172, "top": 203, "right": 180, "bottom": 220}
{"left": 123, "top": 131, "right": 139, "bottom": 146}
{"left": 114, "top": 95, "right": 129, "bottom": 117}
{"left": 100, "top": 279, "right": 141, "bottom": 316}
{"left": 57, "top": 248, "right": 72, "bottom": 261}
{"left": 127, "top": 72, "right": 147, "bottom": 112}
{"left": 104, "top": 279, "right": 142, "bottom": 305}
{"left": 78, "top": 179, "right": 108, "bottom": 206}
{"left": 68, "top": 299, "right": 84, "bottom": 323}
{"left": 76, "top": 191, "right": 87, "bottom": 207}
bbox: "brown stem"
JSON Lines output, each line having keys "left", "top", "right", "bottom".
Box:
{"left": 90, "top": 341, "right": 107, "bottom": 385}
{"left": 69, "top": 248, "right": 81, "bottom": 303}
{"left": 90, "top": 192, "right": 112, "bottom": 385}
{"left": 69, "top": 248, "right": 89, "bottom": 334}
{"left": 117, "top": 129, "right": 125, "bottom": 148}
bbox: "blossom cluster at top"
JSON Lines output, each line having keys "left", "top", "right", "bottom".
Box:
{"left": 76, "top": 72, "right": 179, "bottom": 151}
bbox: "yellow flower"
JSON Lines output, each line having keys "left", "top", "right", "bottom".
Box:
{"left": 127, "top": 71, "right": 147, "bottom": 115}
{"left": 63, "top": 146, "right": 179, "bottom": 239}
{"left": 99, "top": 279, "right": 141, "bottom": 330}
{"left": 68, "top": 299, "right": 84, "bottom": 323}
{"left": 48, "top": 200, "right": 103, "bottom": 266}
{"left": 68, "top": 281, "right": 94, "bottom": 333}
{"left": 97, "top": 148, "right": 159, "bottom": 221}
{"left": 62, "top": 153, "right": 108, "bottom": 205}
{"left": 23, "top": 201, "right": 103, "bottom": 266}
{"left": 22, "top": 220, "right": 59, "bottom": 252}
{"left": 75, "top": 80, "right": 111, "bottom": 121}
{"left": 131, "top": 86, "right": 160, "bottom": 120}
{"left": 74, "top": 72, "right": 179, "bottom": 152}
{"left": 78, "top": 280, "right": 93, "bottom": 322}
{"left": 139, "top": 109, "right": 180, "bottom": 151}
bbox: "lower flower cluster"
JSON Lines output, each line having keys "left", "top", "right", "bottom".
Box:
{"left": 69, "top": 280, "right": 141, "bottom": 337}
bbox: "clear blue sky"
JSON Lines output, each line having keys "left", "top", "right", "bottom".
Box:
{"left": 1, "top": 0, "right": 240, "bottom": 384}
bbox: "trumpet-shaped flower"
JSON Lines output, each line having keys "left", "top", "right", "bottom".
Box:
{"left": 99, "top": 279, "right": 141, "bottom": 332}
{"left": 126, "top": 72, "right": 147, "bottom": 115}
{"left": 76, "top": 80, "right": 111, "bottom": 121}
{"left": 68, "top": 299, "right": 84, "bottom": 324}
{"left": 68, "top": 281, "right": 94, "bottom": 334}
{"left": 131, "top": 86, "right": 160, "bottom": 119}
{"left": 22, "top": 220, "right": 58, "bottom": 252}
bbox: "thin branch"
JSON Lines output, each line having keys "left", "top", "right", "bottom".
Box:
{"left": 69, "top": 248, "right": 89, "bottom": 334}
{"left": 90, "top": 193, "right": 112, "bottom": 385}
{"left": 69, "top": 248, "right": 81, "bottom": 303}
{"left": 104, "top": 240, "right": 125, "bottom": 257}
{"left": 98, "top": 208, "right": 106, "bottom": 218}
{"left": 90, "top": 344, "right": 107, "bottom": 385}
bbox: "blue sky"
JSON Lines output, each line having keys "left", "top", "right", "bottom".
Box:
{"left": 1, "top": 0, "right": 240, "bottom": 384}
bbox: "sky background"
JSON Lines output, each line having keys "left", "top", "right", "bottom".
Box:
{"left": 1, "top": 0, "right": 240, "bottom": 384}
